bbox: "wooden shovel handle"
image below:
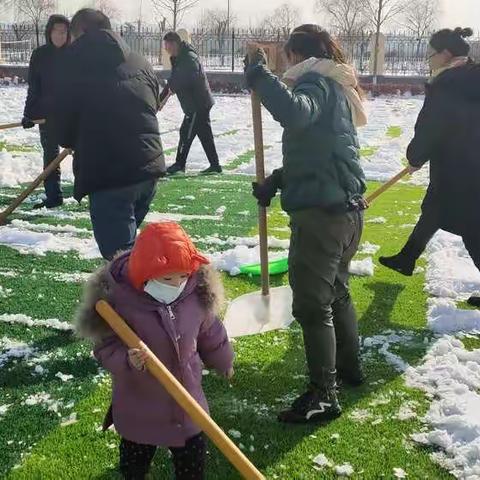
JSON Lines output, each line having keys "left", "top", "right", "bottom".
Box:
{"left": 95, "top": 301, "right": 265, "bottom": 480}
{"left": 0, "top": 119, "right": 45, "bottom": 131}
{"left": 366, "top": 167, "right": 410, "bottom": 204}
{"left": 0, "top": 149, "right": 71, "bottom": 225}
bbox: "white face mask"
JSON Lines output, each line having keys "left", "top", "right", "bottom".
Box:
{"left": 144, "top": 279, "right": 187, "bottom": 305}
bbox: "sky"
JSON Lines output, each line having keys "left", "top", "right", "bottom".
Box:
{"left": 1, "top": 0, "right": 479, "bottom": 31}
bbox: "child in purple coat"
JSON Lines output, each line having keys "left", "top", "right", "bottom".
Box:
{"left": 76, "top": 222, "right": 234, "bottom": 480}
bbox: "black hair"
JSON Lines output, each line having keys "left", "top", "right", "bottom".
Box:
{"left": 430, "top": 27, "right": 473, "bottom": 57}
{"left": 71, "top": 8, "right": 111, "bottom": 37}
{"left": 163, "top": 31, "right": 182, "bottom": 44}
{"left": 45, "top": 14, "right": 70, "bottom": 45}
{"left": 285, "top": 24, "right": 347, "bottom": 64}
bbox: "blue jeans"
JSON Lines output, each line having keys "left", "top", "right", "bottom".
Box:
{"left": 89, "top": 179, "right": 157, "bottom": 260}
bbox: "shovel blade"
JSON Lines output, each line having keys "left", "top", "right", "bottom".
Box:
{"left": 223, "top": 286, "right": 294, "bottom": 338}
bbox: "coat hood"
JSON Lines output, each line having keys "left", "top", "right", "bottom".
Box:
{"left": 45, "top": 14, "right": 70, "bottom": 46}
{"left": 70, "top": 29, "right": 131, "bottom": 72}
{"left": 283, "top": 57, "right": 367, "bottom": 127}
{"left": 432, "top": 62, "right": 480, "bottom": 102}
{"left": 75, "top": 252, "right": 225, "bottom": 342}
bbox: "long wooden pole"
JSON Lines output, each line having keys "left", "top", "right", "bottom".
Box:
{"left": 251, "top": 91, "right": 270, "bottom": 297}
{"left": 0, "top": 119, "right": 46, "bottom": 131}
{"left": 0, "top": 149, "right": 71, "bottom": 225}
{"left": 366, "top": 166, "right": 410, "bottom": 204}
{"left": 95, "top": 300, "right": 265, "bottom": 480}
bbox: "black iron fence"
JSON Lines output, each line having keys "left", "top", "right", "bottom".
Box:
{"left": 1, "top": 24, "right": 479, "bottom": 76}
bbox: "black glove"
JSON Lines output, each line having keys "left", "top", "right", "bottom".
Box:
{"left": 21, "top": 117, "right": 35, "bottom": 129}
{"left": 252, "top": 169, "right": 283, "bottom": 207}
{"left": 244, "top": 48, "right": 268, "bottom": 88}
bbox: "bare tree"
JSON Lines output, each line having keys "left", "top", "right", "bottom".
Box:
{"left": 261, "top": 3, "right": 300, "bottom": 37}
{"left": 150, "top": 0, "right": 199, "bottom": 30}
{"left": 403, "top": 0, "right": 438, "bottom": 38}
{"left": 198, "top": 8, "right": 235, "bottom": 67}
{"left": 92, "top": 0, "right": 120, "bottom": 21}
{"left": 13, "top": 0, "right": 56, "bottom": 46}
{"left": 361, "top": 0, "right": 406, "bottom": 78}
{"left": 315, "top": 0, "right": 368, "bottom": 36}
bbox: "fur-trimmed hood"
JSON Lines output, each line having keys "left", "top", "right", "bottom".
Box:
{"left": 75, "top": 251, "right": 225, "bottom": 343}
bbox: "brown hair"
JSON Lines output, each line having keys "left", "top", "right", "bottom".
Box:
{"left": 71, "top": 8, "right": 111, "bottom": 37}
{"left": 285, "top": 24, "right": 347, "bottom": 64}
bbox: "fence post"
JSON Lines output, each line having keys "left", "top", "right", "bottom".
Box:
{"left": 231, "top": 29, "right": 235, "bottom": 72}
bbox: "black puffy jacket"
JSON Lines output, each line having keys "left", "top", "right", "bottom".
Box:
{"left": 53, "top": 30, "right": 166, "bottom": 201}
{"left": 407, "top": 63, "right": 480, "bottom": 235}
{"left": 167, "top": 42, "right": 214, "bottom": 114}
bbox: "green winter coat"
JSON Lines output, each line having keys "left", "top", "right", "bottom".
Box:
{"left": 250, "top": 66, "right": 366, "bottom": 213}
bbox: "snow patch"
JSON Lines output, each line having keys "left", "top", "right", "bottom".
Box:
{"left": 0, "top": 313, "right": 74, "bottom": 331}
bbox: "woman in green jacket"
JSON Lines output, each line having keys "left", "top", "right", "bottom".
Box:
{"left": 245, "top": 25, "right": 367, "bottom": 424}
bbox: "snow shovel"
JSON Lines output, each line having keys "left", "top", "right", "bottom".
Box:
{"left": 0, "top": 148, "right": 72, "bottom": 225}
{"left": 0, "top": 119, "right": 46, "bottom": 131}
{"left": 223, "top": 82, "right": 294, "bottom": 338}
{"left": 95, "top": 300, "right": 265, "bottom": 480}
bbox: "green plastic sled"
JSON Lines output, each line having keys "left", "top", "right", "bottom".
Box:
{"left": 239, "top": 257, "right": 289, "bottom": 276}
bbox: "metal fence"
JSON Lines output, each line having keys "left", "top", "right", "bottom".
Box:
{"left": 1, "top": 23, "right": 479, "bottom": 76}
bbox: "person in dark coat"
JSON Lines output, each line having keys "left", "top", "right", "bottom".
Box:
{"left": 76, "top": 222, "right": 234, "bottom": 480}
{"left": 22, "top": 14, "right": 70, "bottom": 209}
{"left": 245, "top": 25, "right": 367, "bottom": 424}
{"left": 53, "top": 9, "right": 166, "bottom": 260}
{"left": 379, "top": 27, "right": 480, "bottom": 308}
{"left": 160, "top": 31, "right": 221, "bottom": 176}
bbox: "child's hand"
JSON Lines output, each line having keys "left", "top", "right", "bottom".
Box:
{"left": 128, "top": 348, "right": 148, "bottom": 371}
{"left": 225, "top": 367, "right": 234, "bottom": 380}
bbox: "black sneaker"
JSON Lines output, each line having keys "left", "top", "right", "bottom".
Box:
{"left": 467, "top": 296, "right": 480, "bottom": 308}
{"left": 32, "top": 198, "right": 63, "bottom": 210}
{"left": 278, "top": 384, "right": 341, "bottom": 424}
{"left": 166, "top": 163, "right": 185, "bottom": 176}
{"left": 200, "top": 165, "right": 222, "bottom": 175}
{"left": 337, "top": 366, "right": 365, "bottom": 387}
{"left": 379, "top": 253, "right": 416, "bottom": 276}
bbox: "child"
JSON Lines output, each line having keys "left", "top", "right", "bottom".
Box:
{"left": 76, "top": 222, "right": 234, "bottom": 480}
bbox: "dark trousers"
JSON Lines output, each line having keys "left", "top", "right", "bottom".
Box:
{"left": 89, "top": 179, "right": 157, "bottom": 260}
{"left": 119, "top": 433, "right": 206, "bottom": 480}
{"left": 39, "top": 123, "right": 62, "bottom": 202}
{"left": 175, "top": 109, "right": 219, "bottom": 168}
{"left": 288, "top": 208, "right": 363, "bottom": 387}
{"left": 402, "top": 209, "right": 480, "bottom": 271}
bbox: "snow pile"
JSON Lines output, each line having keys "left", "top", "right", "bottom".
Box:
{"left": 349, "top": 257, "right": 375, "bottom": 277}
{"left": 23, "top": 392, "right": 63, "bottom": 414}
{"left": 312, "top": 453, "right": 354, "bottom": 477}
{"left": 359, "top": 242, "right": 380, "bottom": 255}
{"left": 0, "top": 337, "right": 35, "bottom": 367}
{"left": 0, "top": 226, "right": 100, "bottom": 259}
{"left": 426, "top": 231, "right": 480, "bottom": 300}
{"left": 10, "top": 219, "right": 89, "bottom": 235}
{"left": 427, "top": 298, "right": 480, "bottom": 334}
{"left": 0, "top": 313, "right": 74, "bottom": 331}
{"left": 406, "top": 336, "right": 480, "bottom": 479}
{"left": 196, "top": 234, "right": 290, "bottom": 250}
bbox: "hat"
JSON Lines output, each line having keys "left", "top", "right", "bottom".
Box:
{"left": 128, "top": 222, "right": 209, "bottom": 290}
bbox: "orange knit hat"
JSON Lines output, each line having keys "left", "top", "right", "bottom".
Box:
{"left": 127, "top": 222, "right": 209, "bottom": 290}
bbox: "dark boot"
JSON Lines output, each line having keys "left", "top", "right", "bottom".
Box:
{"left": 32, "top": 198, "right": 63, "bottom": 210}
{"left": 200, "top": 165, "right": 222, "bottom": 175}
{"left": 467, "top": 296, "right": 480, "bottom": 308}
{"left": 166, "top": 163, "right": 185, "bottom": 176}
{"left": 379, "top": 252, "right": 416, "bottom": 276}
{"left": 278, "top": 369, "right": 341, "bottom": 424}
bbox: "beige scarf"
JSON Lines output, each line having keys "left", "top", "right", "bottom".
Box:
{"left": 283, "top": 57, "right": 367, "bottom": 128}
{"left": 430, "top": 56, "right": 469, "bottom": 82}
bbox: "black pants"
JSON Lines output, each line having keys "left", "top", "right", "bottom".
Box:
{"left": 89, "top": 179, "right": 157, "bottom": 260}
{"left": 119, "top": 433, "right": 206, "bottom": 480}
{"left": 401, "top": 209, "right": 480, "bottom": 271}
{"left": 39, "top": 123, "right": 62, "bottom": 202}
{"left": 288, "top": 207, "right": 363, "bottom": 387}
{"left": 175, "top": 109, "right": 219, "bottom": 168}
